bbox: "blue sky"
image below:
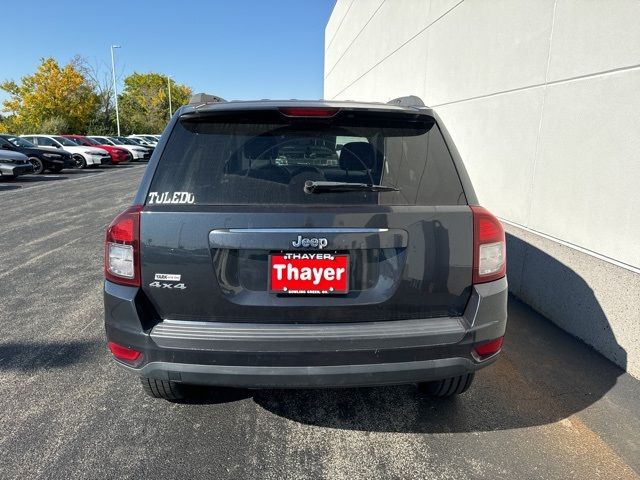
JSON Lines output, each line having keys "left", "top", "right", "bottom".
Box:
{"left": 0, "top": 0, "right": 335, "bottom": 105}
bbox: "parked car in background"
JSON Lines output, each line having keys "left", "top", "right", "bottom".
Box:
{"left": 114, "top": 137, "right": 155, "bottom": 158}
{"left": 112, "top": 136, "right": 154, "bottom": 155}
{"left": 0, "top": 148, "right": 33, "bottom": 178}
{"left": 88, "top": 136, "right": 151, "bottom": 161}
{"left": 114, "top": 136, "right": 154, "bottom": 152}
{"left": 128, "top": 135, "right": 158, "bottom": 146}
{"left": 63, "top": 135, "right": 131, "bottom": 165}
{"left": 21, "top": 135, "right": 110, "bottom": 169}
{"left": 0, "top": 134, "right": 75, "bottom": 174}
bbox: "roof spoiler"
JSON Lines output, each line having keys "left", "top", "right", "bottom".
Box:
{"left": 386, "top": 95, "right": 425, "bottom": 108}
{"left": 189, "top": 93, "right": 227, "bottom": 106}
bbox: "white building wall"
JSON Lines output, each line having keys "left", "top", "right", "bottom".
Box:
{"left": 325, "top": 0, "right": 640, "bottom": 377}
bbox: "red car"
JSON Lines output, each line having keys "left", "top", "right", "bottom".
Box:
{"left": 63, "top": 135, "right": 131, "bottom": 164}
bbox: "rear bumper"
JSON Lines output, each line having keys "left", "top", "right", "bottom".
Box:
{"left": 104, "top": 277, "right": 508, "bottom": 388}
{"left": 111, "top": 152, "right": 132, "bottom": 164}
{"left": 85, "top": 154, "right": 109, "bottom": 166}
{"left": 131, "top": 151, "right": 150, "bottom": 160}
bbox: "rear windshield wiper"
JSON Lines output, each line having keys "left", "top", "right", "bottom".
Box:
{"left": 304, "top": 180, "right": 399, "bottom": 194}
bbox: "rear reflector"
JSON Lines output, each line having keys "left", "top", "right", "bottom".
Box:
{"left": 107, "top": 341, "right": 141, "bottom": 362}
{"left": 279, "top": 107, "right": 340, "bottom": 118}
{"left": 470, "top": 206, "right": 506, "bottom": 284}
{"left": 104, "top": 205, "right": 143, "bottom": 287}
{"left": 473, "top": 337, "right": 504, "bottom": 359}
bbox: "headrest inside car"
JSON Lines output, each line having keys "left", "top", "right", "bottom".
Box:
{"left": 339, "top": 142, "right": 375, "bottom": 170}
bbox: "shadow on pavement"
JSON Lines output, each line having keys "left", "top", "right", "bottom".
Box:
{"left": 95, "top": 164, "right": 140, "bottom": 170}
{"left": 0, "top": 182, "right": 22, "bottom": 191}
{"left": 175, "top": 385, "right": 253, "bottom": 405}
{"left": 249, "top": 297, "right": 624, "bottom": 433}
{"left": 0, "top": 340, "right": 99, "bottom": 372}
{"left": 8, "top": 175, "right": 70, "bottom": 183}
{"left": 186, "top": 238, "right": 627, "bottom": 434}
{"left": 175, "top": 298, "right": 627, "bottom": 433}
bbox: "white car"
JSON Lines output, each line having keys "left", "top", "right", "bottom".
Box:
{"left": 21, "top": 135, "right": 110, "bottom": 168}
{"left": 128, "top": 135, "right": 158, "bottom": 146}
{"left": 88, "top": 136, "right": 150, "bottom": 161}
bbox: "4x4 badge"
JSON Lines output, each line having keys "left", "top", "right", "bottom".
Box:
{"left": 291, "top": 235, "right": 328, "bottom": 249}
{"left": 149, "top": 281, "right": 187, "bottom": 290}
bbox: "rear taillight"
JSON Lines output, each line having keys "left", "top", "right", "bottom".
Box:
{"left": 279, "top": 107, "right": 340, "bottom": 118}
{"left": 104, "top": 205, "right": 142, "bottom": 287}
{"left": 471, "top": 206, "right": 506, "bottom": 284}
{"left": 107, "top": 341, "right": 141, "bottom": 362}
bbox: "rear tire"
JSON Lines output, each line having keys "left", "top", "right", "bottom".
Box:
{"left": 140, "top": 377, "right": 185, "bottom": 401}
{"left": 417, "top": 373, "right": 475, "bottom": 397}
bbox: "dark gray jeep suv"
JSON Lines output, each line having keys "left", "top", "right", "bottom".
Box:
{"left": 104, "top": 95, "right": 507, "bottom": 400}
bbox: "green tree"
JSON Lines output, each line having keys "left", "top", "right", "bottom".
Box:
{"left": 0, "top": 57, "right": 100, "bottom": 134}
{"left": 119, "top": 73, "right": 191, "bottom": 134}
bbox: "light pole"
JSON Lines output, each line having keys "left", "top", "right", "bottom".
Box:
{"left": 167, "top": 75, "right": 173, "bottom": 120}
{"left": 110, "top": 45, "right": 121, "bottom": 136}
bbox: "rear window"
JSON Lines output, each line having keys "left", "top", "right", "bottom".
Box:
{"left": 148, "top": 109, "right": 466, "bottom": 206}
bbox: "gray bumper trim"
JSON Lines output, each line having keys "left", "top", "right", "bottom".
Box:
{"left": 151, "top": 317, "right": 466, "bottom": 352}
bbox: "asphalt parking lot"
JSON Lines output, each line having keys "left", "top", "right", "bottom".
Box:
{"left": 1, "top": 165, "right": 639, "bottom": 480}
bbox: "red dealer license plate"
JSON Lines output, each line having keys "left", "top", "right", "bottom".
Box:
{"left": 269, "top": 253, "right": 349, "bottom": 294}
